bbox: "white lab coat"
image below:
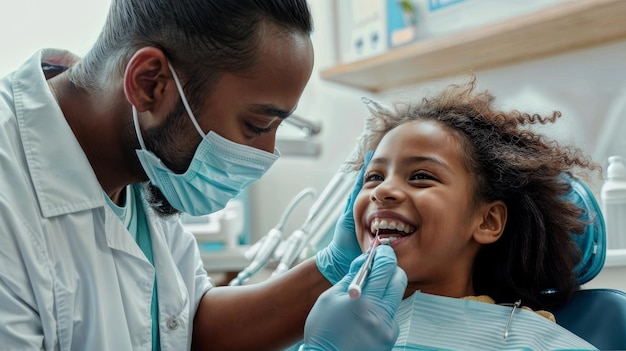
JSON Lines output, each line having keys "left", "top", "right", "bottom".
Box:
{"left": 0, "top": 49, "right": 213, "bottom": 350}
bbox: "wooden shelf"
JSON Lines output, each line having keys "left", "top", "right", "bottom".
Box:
{"left": 320, "top": 0, "right": 626, "bottom": 92}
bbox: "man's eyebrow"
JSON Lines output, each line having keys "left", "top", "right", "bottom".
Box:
{"left": 249, "top": 104, "right": 293, "bottom": 119}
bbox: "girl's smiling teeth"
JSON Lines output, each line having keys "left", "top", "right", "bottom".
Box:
{"left": 370, "top": 218, "right": 415, "bottom": 236}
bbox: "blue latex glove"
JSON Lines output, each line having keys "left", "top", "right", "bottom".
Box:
{"left": 316, "top": 150, "right": 374, "bottom": 284}
{"left": 303, "top": 245, "right": 407, "bottom": 351}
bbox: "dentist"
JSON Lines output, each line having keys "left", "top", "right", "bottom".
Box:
{"left": 0, "top": 1, "right": 406, "bottom": 350}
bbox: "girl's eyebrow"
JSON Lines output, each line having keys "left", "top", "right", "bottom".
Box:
{"left": 405, "top": 156, "right": 449, "bottom": 168}
{"left": 371, "top": 155, "right": 453, "bottom": 172}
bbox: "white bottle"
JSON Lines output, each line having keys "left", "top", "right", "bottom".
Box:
{"left": 601, "top": 155, "right": 626, "bottom": 250}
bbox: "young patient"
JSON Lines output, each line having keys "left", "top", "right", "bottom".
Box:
{"left": 348, "top": 78, "right": 600, "bottom": 350}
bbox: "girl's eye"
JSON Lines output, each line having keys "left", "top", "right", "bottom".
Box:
{"left": 410, "top": 171, "right": 435, "bottom": 181}
{"left": 364, "top": 172, "right": 384, "bottom": 183}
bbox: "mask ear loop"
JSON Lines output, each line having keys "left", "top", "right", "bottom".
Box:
{"left": 167, "top": 62, "right": 206, "bottom": 139}
{"left": 132, "top": 106, "right": 147, "bottom": 150}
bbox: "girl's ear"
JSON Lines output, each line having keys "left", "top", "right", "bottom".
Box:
{"left": 474, "top": 200, "right": 507, "bottom": 244}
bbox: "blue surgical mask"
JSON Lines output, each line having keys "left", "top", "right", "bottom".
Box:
{"left": 132, "top": 62, "right": 279, "bottom": 216}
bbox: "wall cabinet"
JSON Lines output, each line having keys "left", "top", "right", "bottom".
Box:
{"left": 321, "top": 0, "right": 626, "bottom": 92}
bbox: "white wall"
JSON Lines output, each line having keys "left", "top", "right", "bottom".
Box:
{"left": 248, "top": 0, "right": 626, "bottom": 291}
{"left": 0, "top": 0, "right": 109, "bottom": 77}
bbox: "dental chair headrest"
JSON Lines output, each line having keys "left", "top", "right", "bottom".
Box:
{"left": 563, "top": 174, "right": 606, "bottom": 285}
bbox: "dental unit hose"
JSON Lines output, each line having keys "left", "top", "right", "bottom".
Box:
{"left": 271, "top": 171, "right": 357, "bottom": 277}
{"left": 302, "top": 170, "right": 357, "bottom": 256}
{"left": 228, "top": 227, "right": 282, "bottom": 286}
{"left": 228, "top": 187, "right": 316, "bottom": 286}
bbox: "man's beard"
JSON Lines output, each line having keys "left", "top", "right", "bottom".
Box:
{"left": 142, "top": 182, "right": 182, "bottom": 219}
{"left": 138, "top": 100, "right": 192, "bottom": 219}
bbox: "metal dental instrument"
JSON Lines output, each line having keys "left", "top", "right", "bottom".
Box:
{"left": 349, "top": 235, "right": 379, "bottom": 300}
{"left": 348, "top": 231, "right": 380, "bottom": 300}
{"left": 348, "top": 235, "right": 398, "bottom": 299}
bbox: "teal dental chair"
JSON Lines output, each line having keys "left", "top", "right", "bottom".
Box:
{"left": 547, "top": 176, "right": 626, "bottom": 350}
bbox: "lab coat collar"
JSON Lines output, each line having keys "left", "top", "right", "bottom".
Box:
{"left": 13, "top": 49, "right": 105, "bottom": 218}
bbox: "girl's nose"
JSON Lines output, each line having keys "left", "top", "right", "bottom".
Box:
{"left": 370, "top": 177, "right": 406, "bottom": 204}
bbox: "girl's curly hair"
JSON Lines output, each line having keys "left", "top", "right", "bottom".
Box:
{"left": 346, "top": 77, "right": 600, "bottom": 309}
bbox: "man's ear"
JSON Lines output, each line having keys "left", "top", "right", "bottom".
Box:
{"left": 473, "top": 200, "right": 507, "bottom": 245}
{"left": 123, "top": 47, "right": 172, "bottom": 121}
